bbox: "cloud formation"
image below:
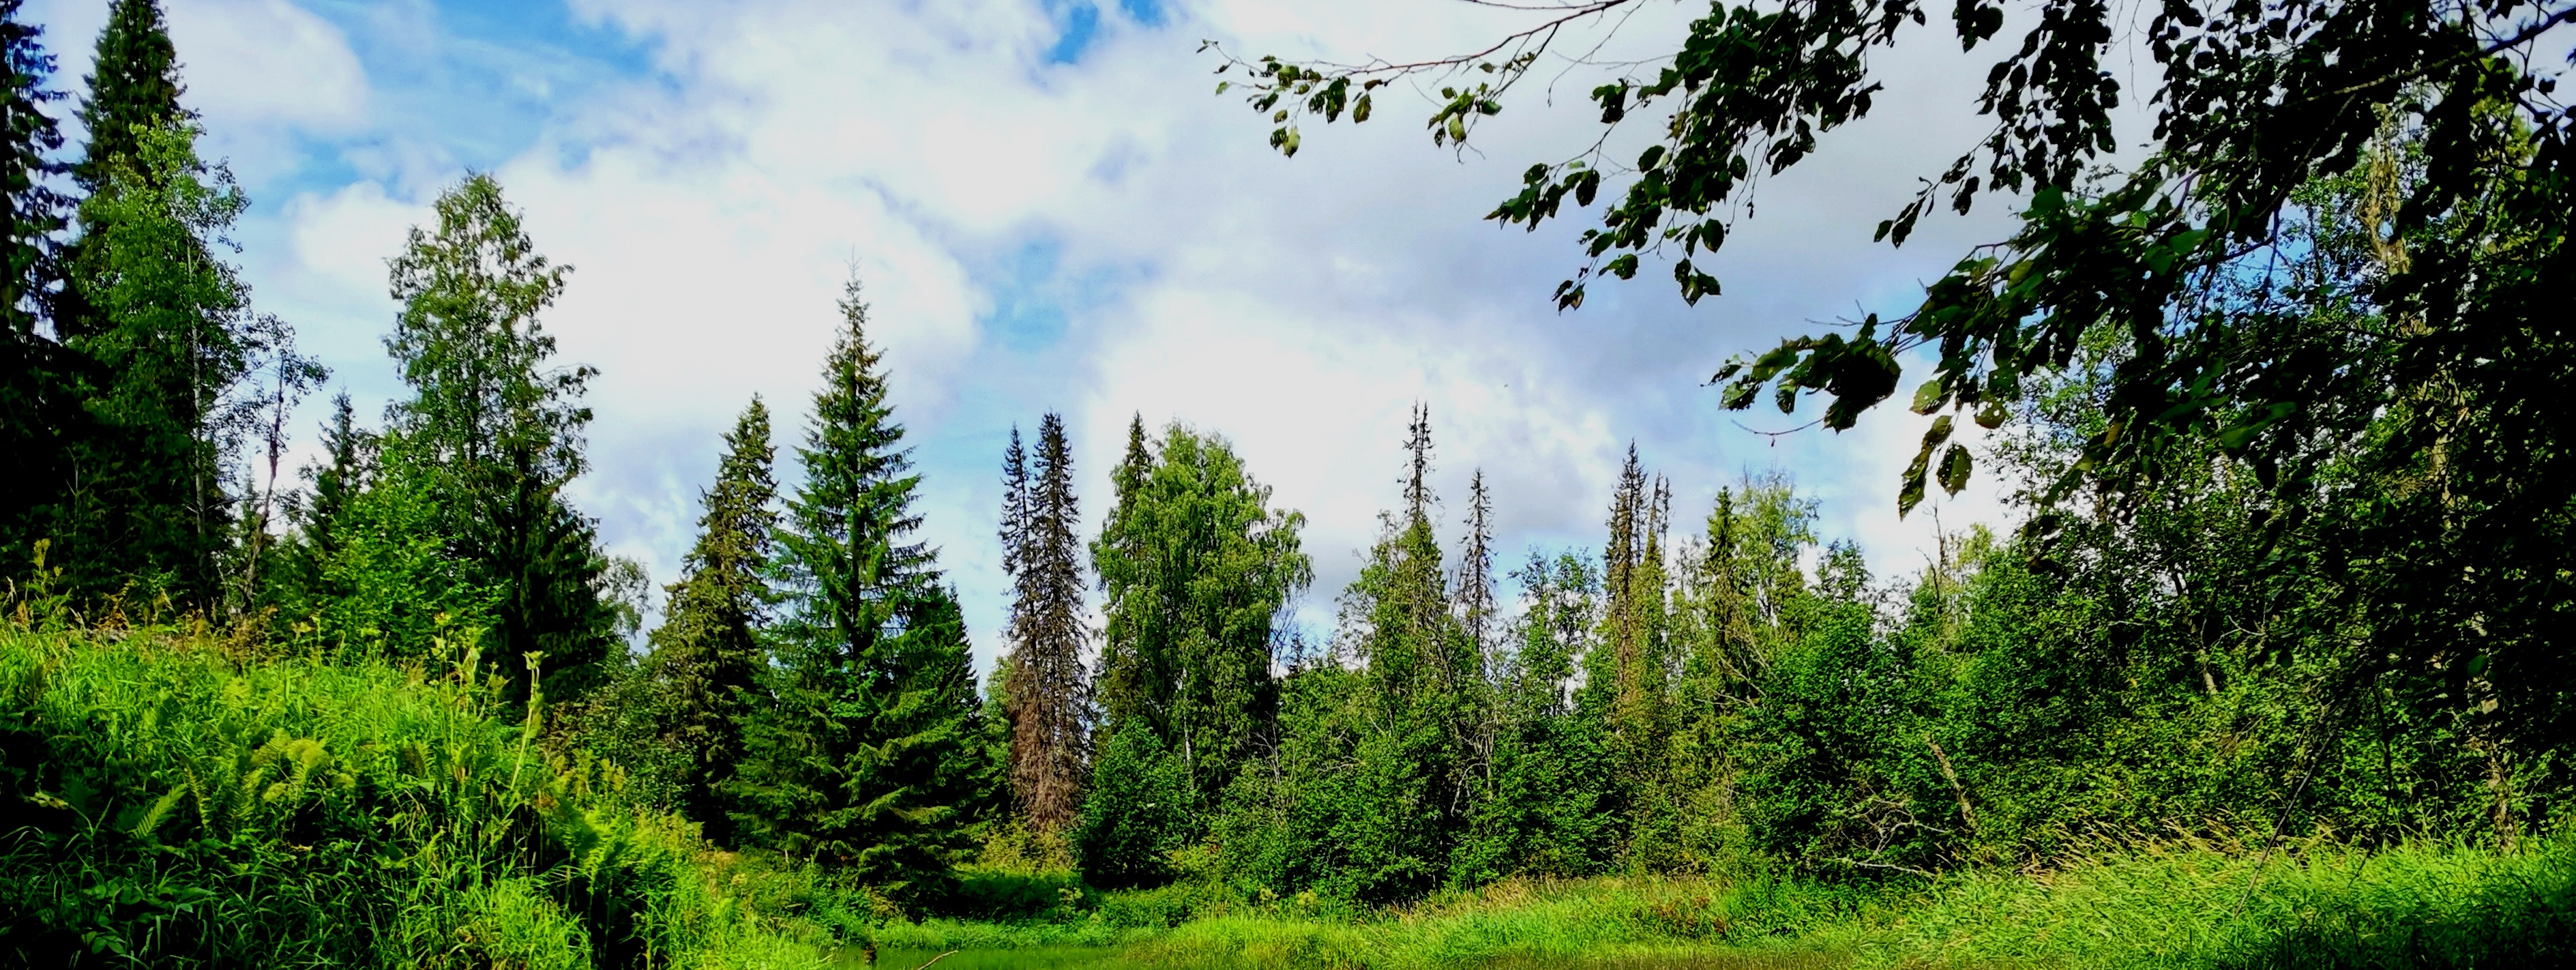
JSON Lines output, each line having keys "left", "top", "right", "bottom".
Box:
{"left": 40, "top": 0, "right": 2028, "bottom": 666}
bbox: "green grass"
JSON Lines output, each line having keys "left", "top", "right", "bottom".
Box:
{"left": 0, "top": 625, "right": 835, "bottom": 968}
{"left": 852, "top": 840, "right": 2572, "bottom": 969}
{"left": 8, "top": 623, "right": 2567, "bottom": 969}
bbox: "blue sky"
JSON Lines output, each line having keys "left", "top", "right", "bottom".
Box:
{"left": 24, "top": 0, "right": 2023, "bottom": 666}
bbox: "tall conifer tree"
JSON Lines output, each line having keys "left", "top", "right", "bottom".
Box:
{"left": 1002, "top": 413, "right": 1091, "bottom": 836}
{"left": 1, "top": 0, "right": 68, "bottom": 572}
{"left": 72, "top": 0, "right": 182, "bottom": 192}
{"left": 739, "top": 279, "right": 990, "bottom": 900}
{"left": 638, "top": 397, "right": 778, "bottom": 842}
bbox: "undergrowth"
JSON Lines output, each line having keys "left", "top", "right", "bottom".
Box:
{"left": 5, "top": 622, "right": 2566, "bottom": 969}
{"left": 0, "top": 625, "right": 833, "bottom": 968}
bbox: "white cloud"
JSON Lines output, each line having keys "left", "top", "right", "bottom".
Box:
{"left": 166, "top": 0, "right": 370, "bottom": 132}
{"left": 233, "top": 0, "right": 2041, "bottom": 670}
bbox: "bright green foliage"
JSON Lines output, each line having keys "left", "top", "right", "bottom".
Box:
{"left": 1455, "top": 551, "right": 1616, "bottom": 883}
{"left": 263, "top": 395, "right": 497, "bottom": 662}
{"left": 53, "top": 123, "right": 266, "bottom": 607}
{"left": 1578, "top": 447, "right": 1676, "bottom": 864}
{"left": 299, "top": 441, "right": 500, "bottom": 660}
{"left": 385, "top": 173, "right": 615, "bottom": 699}
{"left": 1084, "top": 419, "right": 1310, "bottom": 855}
{"left": 613, "top": 397, "right": 779, "bottom": 842}
{"left": 736, "top": 279, "right": 993, "bottom": 904}
{"left": 1075, "top": 724, "right": 1192, "bottom": 889}
{"left": 0, "top": 626, "right": 833, "bottom": 969}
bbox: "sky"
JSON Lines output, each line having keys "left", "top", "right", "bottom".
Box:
{"left": 24, "top": 0, "right": 2039, "bottom": 668}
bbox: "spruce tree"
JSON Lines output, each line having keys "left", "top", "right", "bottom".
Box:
{"left": 1578, "top": 445, "right": 1676, "bottom": 862}
{"left": 1328, "top": 406, "right": 1477, "bottom": 901}
{"left": 53, "top": 0, "right": 185, "bottom": 351}
{"left": 739, "top": 278, "right": 990, "bottom": 902}
{"left": 72, "top": 0, "right": 183, "bottom": 192}
{"left": 636, "top": 397, "right": 778, "bottom": 842}
{"left": 1453, "top": 469, "right": 1496, "bottom": 662}
{"left": 266, "top": 393, "right": 364, "bottom": 614}
{"left": 1002, "top": 413, "right": 1091, "bottom": 836}
{"left": 385, "top": 174, "right": 613, "bottom": 694}
{"left": 1, "top": 0, "right": 69, "bottom": 573}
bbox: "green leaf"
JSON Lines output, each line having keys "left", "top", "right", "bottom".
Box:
{"left": 1911, "top": 379, "right": 1946, "bottom": 415}
{"left": 1938, "top": 443, "right": 1972, "bottom": 495}
{"left": 1353, "top": 93, "right": 1372, "bottom": 123}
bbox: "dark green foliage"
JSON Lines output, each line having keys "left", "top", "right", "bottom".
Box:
{"left": 615, "top": 398, "right": 778, "bottom": 843}
{"left": 70, "top": 0, "right": 181, "bottom": 193}
{"left": 1001, "top": 413, "right": 1092, "bottom": 836}
{"left": 1579, "top": 447, "right": 1676, "bottom": 864}
{"left": 1073, "top": 724, "right": 1191, "bottom": 889}
{"left": 1216, "top": 0, "right": 2576, "bottom": 822}
{"left": 384, "top": 173, "right": 614, "bottom": 698}
{"left": 0, "top": 0, "right": 69, "bottom": 578}
{"left": 735, "top": 279, "right": 993, "bottom": 905}
{"left": 1456, "top": 552, "right": 1616, "bottom": 883}
{"left": 1313, "top": 406, "right": 1479, "bottom": 901}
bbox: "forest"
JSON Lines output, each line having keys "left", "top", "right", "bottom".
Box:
{"left": 3, "top": 0, "right": 2571, "bottom": 968}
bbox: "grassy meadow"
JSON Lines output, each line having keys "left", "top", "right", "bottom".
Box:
{"left": 8, "top": 622, "right": 2567, "bottom": 969}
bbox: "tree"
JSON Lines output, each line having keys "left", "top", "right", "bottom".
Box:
{"left": 1089, "top": 421, "right": 1312, "bottom": 813}
{"left": 1325, "top": 405, "right": 1481, "bottom": 901}
{"left": 737, "top": 278, "right": 991, "bottom": 902}
{"left": 633, "top": 397, "right": 778, "bottom": 842}
{"left": 1578, "top": 445, "right": 1674, "bottom": 859}
{"left": 1455, "top": 550, "right": 1615, "bottom": 883}
{"left": 1001, "top": 413, "right": 1092, "bottom": 837}
{"left": 385, "top": 173, "right": 614, "bottom": 696}
{"left": 55, "top": 123, "right": 271, "bottom": 606}
{"left": 1215, "top": 0, "right": 2576, "bottom": 758}
{"left": 1, "top": 0, "right": 69, "bottom": 576}
{"left": 70, "top": 0, "right": 182, "bottom": 193}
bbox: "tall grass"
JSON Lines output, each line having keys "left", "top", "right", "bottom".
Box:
{"left": 866, "top": 840, "right": 2570, "bottom": 969}
{"left": 0, "top": 625, "right": 829, "bottom": 968}
{"left": 6, "top": 621, "right": 2564, "bottom": 969}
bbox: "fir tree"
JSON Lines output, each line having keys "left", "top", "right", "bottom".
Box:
{"left": 1453, "top": 469, "right": 1496, "bottom": 663}
{"left": 267, "top": 393, "right": 365, "bottom": 614}
{"left": 71, "top": 0, "right": 183, "bottom": 192}
{"left": 739, "top": 278, "right": 991, "bottom": 902}
{"left": 1578, "top": 445, "right": 1675, "bottom": 862}
{"left": 998, "top": 426, "right": 1028, "bottom": 579}
{"left": 1324, "top": 407, "right": 1477, "bottom": 901}
{"left": 1, "top": 0, "right": 70, "bottom": 573}
{"left": 1003, "top": 413, "right": 1091, "bottom": 836}
{"left": 385, "top": 173, "right": 613, "bottom": 695}
{"left": 636, "top": 396, "right": 778, "bottom": 842}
